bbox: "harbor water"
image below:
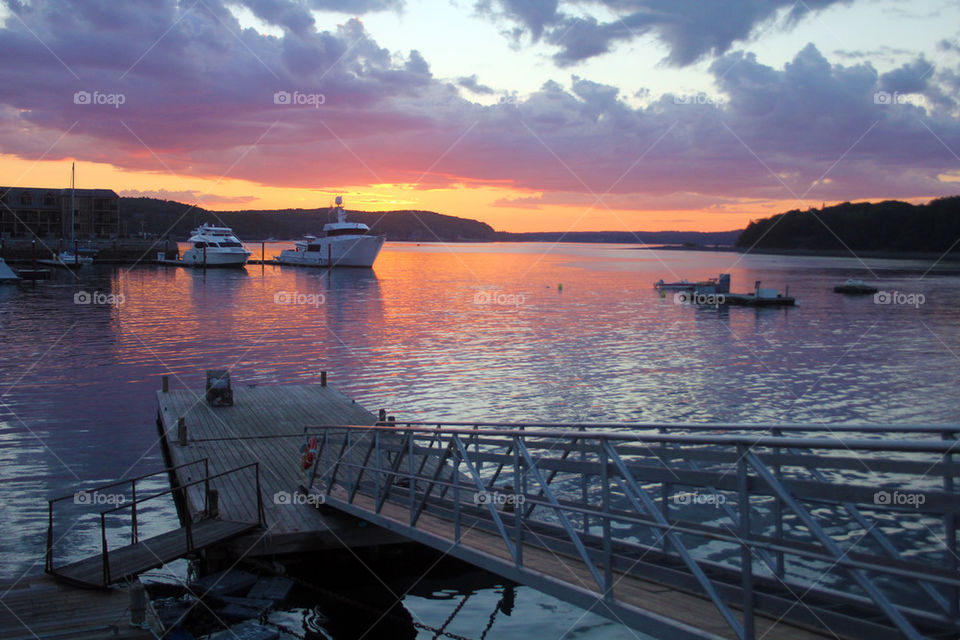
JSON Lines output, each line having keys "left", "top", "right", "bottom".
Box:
{"left": 1, "top": 242, "right": 958, "bottom": 638}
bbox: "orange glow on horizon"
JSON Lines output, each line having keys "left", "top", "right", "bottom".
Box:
{"left": 0, "top": 153, "right": 824, "bottom": 233}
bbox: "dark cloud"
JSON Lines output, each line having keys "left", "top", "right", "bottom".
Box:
{"left": 0, "top": 1, "right": 957, "bottom": 213}
{"left": 235, "top": 0, "right": 403, "bottom": 36}
{"left": 479, "top": 0, "right": 852, "bottom": 67}
{"left": 474, "top": 0, "right": 560, "bottom": 41}
{"left": 879, "top": 57, "right": 933, "bottom": 94}
{"left": 457, "top": 74, "right": 495, "bottom": 95}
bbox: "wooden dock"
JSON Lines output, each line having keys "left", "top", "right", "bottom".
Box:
{"left": 0, "top": 574, "right": 156, "bottom": 640}
{"left": 156, "top": 379, "right": 405, "bottom": 557}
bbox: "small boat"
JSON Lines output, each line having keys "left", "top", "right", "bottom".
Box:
{"left": 654, "top": 278, "right": 693, "bottom": 291}
{"left": 0, "top": 257, "right": 19, "bottom": 282}
{"left": 724, "top": 281, "right": 795, "bottom": 307}
{"left": 39, "top": 247, "right": 97, "bottom": 269}
{"left": 656, "top": 274, "right": 730, "bottom": 293}
{"left": 277, "top": 196, "right": 384, "bottom": 268}
{"left": 181, "top": 224, "right": 251, "bottom": 267}
{"left": 833, "top": 279, "right": 878, "bottom": 295}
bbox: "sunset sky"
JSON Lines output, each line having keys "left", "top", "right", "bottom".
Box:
{"left": 1, "top": 0, "right": 959, "bottom": 232}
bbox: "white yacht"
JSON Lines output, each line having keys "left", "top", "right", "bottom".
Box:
{"left": 181, "top": 224, "right": 251, "bottom": 267}
{"left": 277, "top": 196, "right": 384, "bottom": 268}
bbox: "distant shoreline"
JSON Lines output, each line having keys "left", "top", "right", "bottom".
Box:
{"left": 631, "top": 244, "right": 960, "bottom": 262}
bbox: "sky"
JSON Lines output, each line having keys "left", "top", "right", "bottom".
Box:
{"left": 0, "top": 0, "right": 959, "bottom": 232}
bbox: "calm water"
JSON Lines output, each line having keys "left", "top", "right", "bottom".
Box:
{"left": 1, "top": 242, "right": 959, "bottom": 638}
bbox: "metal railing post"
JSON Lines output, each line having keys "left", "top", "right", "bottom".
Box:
{"left": 100, "top": 512, "right": 110, "bottom": 585}
{"left": 944, "top": 431, "right": 958, "bottom": 621}
{"left": 374, "top": 430, "right": 382, "bottom": 511}
{"left": 348, "top": 430, "right": 355, "bottom": 498}
{"left": 409, "top": 429, "right": 416, "bottom": 525}
{"left": 514, "top": 434, "right": 523, "bottom": 569}
{"left": 738, "top": 444, "right": 754, "bottom": 639}
{"left": 131, "top": 481, "right": 138, "bottom": 544}
{"left": 454, "top": 435, "right": 462, "bottom": 543}
{"left": 255, "top": 463, "right": 264, "bottom": 526}
{"left": 772, "top": 428, "right": 784, "bottom": 578}
{"left": 601, "top": 438, "right": 613, "bottom": 602}
{"left": 659, "top": 426, "right": 671, "bottom": 553}
{"left": 579, "top": 425, "right": 588, "bottom": 533}
{"left": 46, "top": 501, "right": 54, "bottom": 573}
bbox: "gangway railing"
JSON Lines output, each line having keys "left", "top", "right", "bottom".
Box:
{"left": 303, "top": 423, "right": 960, "bottom": 640}
{"left": 47, "top": 460, "right": 264, "bottom": 586}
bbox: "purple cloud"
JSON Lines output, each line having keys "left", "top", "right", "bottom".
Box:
{"left": 0, "top": 0, "right": 957, "bottom": 217}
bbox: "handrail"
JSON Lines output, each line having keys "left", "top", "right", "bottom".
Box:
{"left": 98, "top": 462, "right": 260, "bottom": 515}
{"left": 304, "top": 423, "right": 960, "bottom": 454}
{"left": 47, "top": 458, "right": 209, "bottom": 503}
{"left": 383, "top": 420, "right": 960, "bottom": 435}
{"left": 304, "top": 425, "right": 960, "bottom": 639}
{"left": 47, "top": 461, "right": 262, "bottom": 584}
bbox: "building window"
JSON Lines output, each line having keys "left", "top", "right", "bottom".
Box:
{"left": 19, "top": 193, "right": 32, "bottom": 205}
{"left": 43, "top": 194, "right": 56, "bottom": 206}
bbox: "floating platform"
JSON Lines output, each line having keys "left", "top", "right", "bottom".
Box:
{"left": 722, "top": 293, "right": 795, "bottom": 307}
{"left": 14, "top": 268, "right": 51, "bottom": 280}
{"left": 156, "top": 378, "right": 405, "bottom": 557}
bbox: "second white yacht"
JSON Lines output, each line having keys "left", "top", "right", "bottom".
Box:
{"left": 277, "top": 196, "right": 384, "bottom": 268}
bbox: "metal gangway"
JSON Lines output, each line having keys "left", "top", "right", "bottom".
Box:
{"left": 302, "top": 421, "right": 960, "bottom": 640}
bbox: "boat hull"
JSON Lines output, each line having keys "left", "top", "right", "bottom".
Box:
{"left": 834, "top": 285, "right": 878, "bottom": 294}
{"left": 180, "top": 249, "right": 251, "bottom": 267}
{"left": 277, "top": 235, "right": 384, "bottom": 268}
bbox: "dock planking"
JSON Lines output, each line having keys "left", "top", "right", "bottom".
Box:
{"left": 53, "top": 519, "right": 256, "bottom": 587}
{"left": 156, "top": 380, "right": 405, "bottom": 557}
{"left": 0, "top": 574, "right": 156, "bottom": 640}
